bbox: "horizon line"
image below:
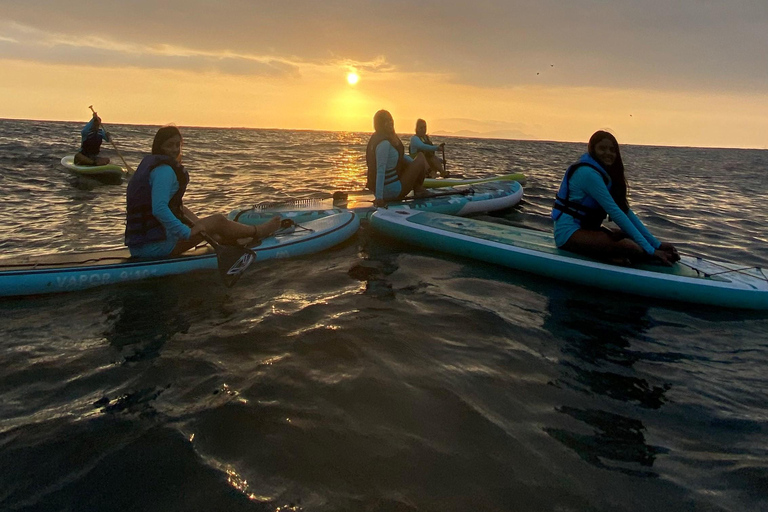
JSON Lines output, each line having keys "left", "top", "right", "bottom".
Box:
{"left": 1, "top": 116, "right": 765, "bottom": 152}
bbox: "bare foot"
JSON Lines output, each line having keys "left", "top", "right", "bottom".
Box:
{"left": 237, "top": 216, "right": 281, "bottom": 245}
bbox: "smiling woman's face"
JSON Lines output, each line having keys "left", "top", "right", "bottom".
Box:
{"left": 593, "top": 137, "right": 617, "bottom": 167}
{"left": 159, "top": 135, "right": 182, "bottom": 161}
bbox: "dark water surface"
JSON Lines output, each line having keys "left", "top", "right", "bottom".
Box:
{"left": 1, "top": 119, "right": 767, "bottom": 511}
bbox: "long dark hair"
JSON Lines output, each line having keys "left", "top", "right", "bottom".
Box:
{"left": 365, "top": 110, "right": 405, "bottom": 189}
{"left": 373, "top": 110, "right": 395, "bottom": 136}
{"left": 151, "top": 125, "right": 182, "bottom": 156}
{"left": 588, "top": 130, "right": 629, "bottom": 212}
{"left": 371, "top": 109, "right": 403, "bottom": 152}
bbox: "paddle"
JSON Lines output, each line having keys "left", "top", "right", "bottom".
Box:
{"left": 441, "top": 144, "right": 447, "bottom": 175}
{"left": 182, "top": 214, "right": 257, "bottom": 287}
{"left": 330, "top": 187, "right": 475, "bottom": 207}
{"left": 204, "top": 231, "right": 257, "bottom": 287}
{"left": 88, "top": 105, "right": 135, "bottom": 174}
{"left": 395, "top": 187, "right": 474, "bottom": 202}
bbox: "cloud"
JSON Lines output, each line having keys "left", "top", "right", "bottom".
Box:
{"left": 1, "top": 1, "right": 767, "bottom": 92}
{"left": 0, "top": 21, "right": 300, "bottom": 77}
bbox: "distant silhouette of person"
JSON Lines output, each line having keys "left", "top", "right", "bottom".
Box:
{"left": 125, "top": 125, "right": 281, "bottom": 258}
{"left": 74, "top": 112, "right": 111, "bottom": 166}
{"left": 365, "top": 110, "right": 431, "bottom": 207}
{"left": 552, "top": 130, "right": 679, "bottom": 266}
{"left": 409, "top": 118, "right": 448, "bottom": 178}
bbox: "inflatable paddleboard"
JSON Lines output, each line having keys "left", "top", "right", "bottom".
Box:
{"left": 423, "top": 172, "right": 526, "bottom": 188}
{"left": 0, "top": 212, "right": 359, "bottom": 297}
{"left": 61, "top": 155, "right": 125, "bottom": 182}
{"left": 369, "top": 209, "right": 768, "bottom": 310}
{"left": 229, "top": 181, "right": 524, "bottom": 226}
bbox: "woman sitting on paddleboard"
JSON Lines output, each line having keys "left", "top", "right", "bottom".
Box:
{"left": 552, "top": 130, "right": 679, "bottom": 265}
{"left": 366, "top": 110, "right": 432, "bottom": 207}
{"left": 74, "top": 112, "right": 111, "bottom": 166}
{"left": 409, "top": 118, "right": 448, "bottom": 179}
{"left": 125, "top": 125, "right": 280, "bottom": 258}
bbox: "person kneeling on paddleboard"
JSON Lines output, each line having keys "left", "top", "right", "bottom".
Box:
{"left": 551, "top": 130, "right": 679, "bottom": 266}
{"left": 366, "top": 110, "right": 432, "bottom": 207}
{"left": 409, "top": 118, "right": 448, "bottom": 179}
{"left": 125, "top": 125, "right": 281, "bottom": 258}
{"left": 74, "top": 112, "right": 111, "bottom": 166}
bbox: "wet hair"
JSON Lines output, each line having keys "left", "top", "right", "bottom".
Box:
{"left": 588, "top": 130, "right": 629, "bottom": 212}
{"left": 151, "top": 125, "right": 182, "bottom": 156}
{"left": 373, "top": 110, "right": 394, "bottom": 134}
{"left": 415, "top": 118, "right": 426, "bottom": 128}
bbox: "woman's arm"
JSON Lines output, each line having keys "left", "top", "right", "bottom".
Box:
{"left": 409, "top": 136, "right": 440, "bottom": 153}
{"left": 149, "top": 166, "right": 192, "bottom": 240}
{"left": 81, "top": 118, "right": 97, "bottom": 140}
{"left": 574, "top": 168, "right": 656, "bottom": 255}
{"left": 626, "top": 209, "right": 660, "bottom": 249}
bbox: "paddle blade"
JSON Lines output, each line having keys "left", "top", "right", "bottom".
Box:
{"left": 217, "top": 246, "right": 257, "bottom": 287}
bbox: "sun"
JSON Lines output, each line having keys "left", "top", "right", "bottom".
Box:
{"left": 346, "top": 72, "right": 359, "bottom": 86}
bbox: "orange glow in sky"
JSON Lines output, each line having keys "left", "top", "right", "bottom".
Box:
{"left": 0, "top": 5, "right": 767, "bottom": 149}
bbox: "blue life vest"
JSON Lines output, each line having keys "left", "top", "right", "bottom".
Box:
{"left": 551, "top": 153, "right": 612, "bottom": 229}
{"left": 124, "top": 155, "right": 189, "bottom": 247}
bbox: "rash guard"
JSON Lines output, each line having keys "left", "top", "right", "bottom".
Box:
{"left": 374, "top": 140, "right": 403, "bottom": 201}
{"left": 553, "top": 166, "right": 660, "bottom": 255}
{"left": 409, "top": 135, "right": 440, "bottom": 158}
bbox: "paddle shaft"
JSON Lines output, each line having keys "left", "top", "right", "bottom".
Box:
{"left": 88, "top": 105, "right": 134, "bottom": 174}
{"left": 371, "top": 188, "right": 473, "bottom": 205}
{"left": 441, "top": 145, "right": 447, "bottom": 173}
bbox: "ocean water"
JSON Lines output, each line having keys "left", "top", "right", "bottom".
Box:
{"left": 0, "top": 118, "right": 767, "bottom": 512}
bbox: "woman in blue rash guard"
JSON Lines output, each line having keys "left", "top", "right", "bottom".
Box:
{"left": 551, "top": 130, "right": 679, "bottom": 266}
{"left": 365, "top": 110, "right": 431, "bottom": 208}
{"left": 125, "top": 125, "right": 281, "bottom": 258}
{"left": 409, "top": 118, "right": 448, "bottom": 178}
{"left": 74, "top": 111, "right": 111, "bottom": 166}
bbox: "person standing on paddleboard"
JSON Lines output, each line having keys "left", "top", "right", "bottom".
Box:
{"left": 366, "top": 110, "right": 432, "bottom": 208}
{"left": 551, "top": 130, "right": 679, "bottom": 266}
{"left": 74, "top": 111, "right": 111, "bottom": 166}
{"left": 125, "top": 125, "right": 281, "bottom": 258}
{"left": 409, "top": 118, "right": 448, "bottom": 179}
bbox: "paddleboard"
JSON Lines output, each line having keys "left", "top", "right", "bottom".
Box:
{"left": 229, "top": 181, "right": 524, "bottom": 226}
{"left": 0, "top": 212, "right": 359, "bottom": 297}
{"left": 423, "top": 172, "right": 526, "bottom": 188}
{"left": 61, "top": 155, "right": 125, "bottom": 182}
{"left": 369, "top": 209, "right": 768, "bottom": 310}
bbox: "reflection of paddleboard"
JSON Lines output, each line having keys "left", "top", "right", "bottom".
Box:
{"left": 369, "top": 209, "right": 768, "bottom": 310}
{"left": 0, "top": 212, "right": 359, "bottom": 297}
{"left": 61, "top": 155, "right": 125, "bottom": 183}
{"left": 423, "top": 172, "right": 526, "bottom": 188}
{"left": 228, "top": 181, "right": 524, "bottom": 226}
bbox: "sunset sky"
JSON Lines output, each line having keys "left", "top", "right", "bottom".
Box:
{"left": 1, "top": 1, "right": 766, "bottom": 148}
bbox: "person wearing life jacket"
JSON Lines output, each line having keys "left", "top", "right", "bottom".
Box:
{"left": 551, "top": 130, "right": 679, "bottom": 265}
{"left": 409, "top": 118, "right": 448, "bottom": 178}
{"left": 74, "top": 112, "right": 111, "bottom": 166}
{"left": 125, "top": 125, "right": 281, "bottom": 258}
{"left": 365, "top": 110, "right": 432, "bottom": 207}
